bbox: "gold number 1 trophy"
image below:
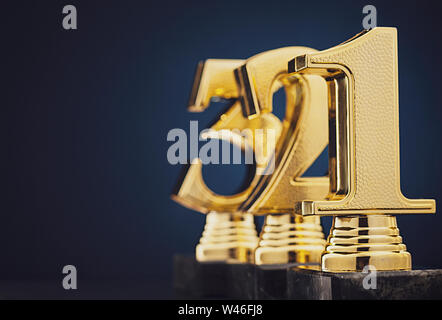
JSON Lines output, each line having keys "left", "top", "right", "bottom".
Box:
{"left": 288, "top": 27, "right": 435, "bottom": 272}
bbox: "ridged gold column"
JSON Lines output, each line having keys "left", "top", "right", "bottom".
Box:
{"left": 254, "top": 214, "right": 326, "bottom": 266}
{"left": 322, "top": 215, "right": 411, "bottom": 272}
{"left": 196, "top": 212, "right": 258, "bottom": 263}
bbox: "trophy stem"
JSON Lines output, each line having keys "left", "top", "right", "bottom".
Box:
{"left": 322, "top": 215, "right": 411, "bottom": 272}
{"left": 254, "top": 213, "right": 326, "bottom": 266}
{"left": 195, "top": 212, "right": 258, "bottom": 263}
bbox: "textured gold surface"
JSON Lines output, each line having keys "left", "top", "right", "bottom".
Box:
{"left": 288, "top": 27, "right": 436, "bottom": 272}
{"left": 289, "top": 28, "right": 435, "bottom": 216}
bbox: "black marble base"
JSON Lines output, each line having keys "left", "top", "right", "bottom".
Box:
{"left": 229, "top": 262, "right": 255, "bottom": 299}
{"left": 174, "top": 255, "right": 442, "bottom": 299}
{"left": 254, "top": 265, "right": 288, "bottom": 299}
{"left": 287, "top": 268, "right": 442, "bottom": 299}
{"left": 173, "top": 255, "right": 255, "bottom": 299}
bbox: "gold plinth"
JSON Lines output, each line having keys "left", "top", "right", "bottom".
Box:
{"left": 322, "top": 215, "right": 411, "bottom": 272}
{"left": 196, "top": 212, "right": 258, "bottom": 263}
{"left": 254, "top": 214, "right": 326, "bottom": 266}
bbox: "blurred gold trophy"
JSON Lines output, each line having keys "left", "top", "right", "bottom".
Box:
{"left": 288, "top": 27, "right": 436, "bottom": 272}
{"left": 234, "top": 48, "right": 330, "bottom": 267}
{"left": 172, "top": 59, "right": 281, "bottom": 263}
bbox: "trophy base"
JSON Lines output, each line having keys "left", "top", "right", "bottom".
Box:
{"left": 173, "top": 254, "right": 255, "bottom": 299}
{"left": 287, "top": 268, "right": 442, "bottom": 299}
{"left": 173, "top": 255, "right": 442, "bottom": 299}
{"left": 322, "top": 215, "right": 412, "bottom": 272}
{"left": 196, "top": 212, "right": 258, "bottom": 263}
{"left": 255, "top": 214, "right": 326, "bottom": 265}
{"left": 255, "top": 263, "right": 320, "bottom": 299}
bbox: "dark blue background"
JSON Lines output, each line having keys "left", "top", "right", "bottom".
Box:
{"left": 2, "top": 0, "right": 441, "bottom": 298}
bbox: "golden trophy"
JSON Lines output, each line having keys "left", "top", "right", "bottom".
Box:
{"left": 172, "top": 59, "right": 281, "bottom": 263}
{"left": 287, "top": 27, "right": 436, "bottom": 272}
{"left": 233, "top": 47, "right": 331, "bottom": 267}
